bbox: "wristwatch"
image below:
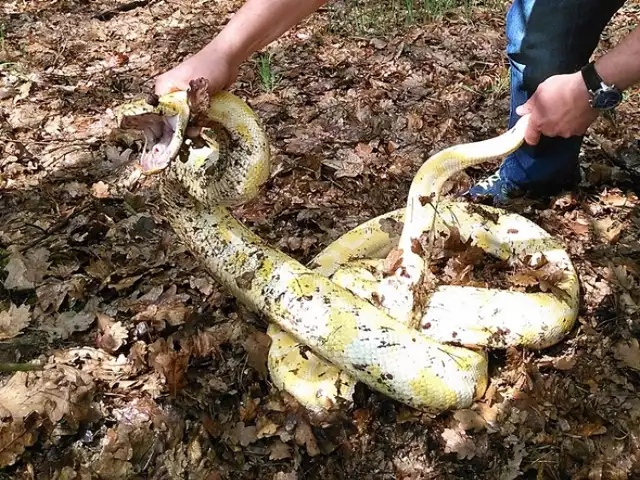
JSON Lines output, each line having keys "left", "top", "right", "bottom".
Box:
{"left": 580, "top": 61, "right": 623, "bottom": 111}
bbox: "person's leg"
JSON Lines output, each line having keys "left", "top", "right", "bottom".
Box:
{"left": 468, "top": 0, "right": 627, "bottom": 203}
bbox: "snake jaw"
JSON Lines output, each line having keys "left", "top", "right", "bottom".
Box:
{"left": 116, "top": 91, "right": 190, "bottom": 175}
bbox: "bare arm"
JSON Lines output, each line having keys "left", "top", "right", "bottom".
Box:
{"left": 595, "top": 26, "right": 640, "bottom": 90}
{"left": 155, "top": 0, "right": 330, "bottom": 95}
{"left": 207, "top": 0, "right": 330, "bottom": 65}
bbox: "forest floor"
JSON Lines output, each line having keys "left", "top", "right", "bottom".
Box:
{"left": 2, "top": 0, "right": 640, "bottom": 479}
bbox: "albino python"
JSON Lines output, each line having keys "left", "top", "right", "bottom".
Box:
{"left": 114, "top": 83, "right": 579, "bottom": 415}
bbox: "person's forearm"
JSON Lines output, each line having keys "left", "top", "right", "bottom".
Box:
{"left": 203, "top": 0, "right": 329, "bottom": 66}
{"left": 595, "top": 26, "right": 640, "bottom": 91}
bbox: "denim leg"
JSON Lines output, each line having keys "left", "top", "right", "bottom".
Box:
{"left": 499, "top": 0, "right": 627, "bottom": 193}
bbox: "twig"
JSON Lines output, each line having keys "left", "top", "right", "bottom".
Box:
{"left": 0, "top": 202, "right": 92, "bottom": 261}
{"left": 0, "top": 362, "right": 43, "bottom": 372}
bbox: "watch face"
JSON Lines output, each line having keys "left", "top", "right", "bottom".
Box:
{"left": 593, "top": 89, "right": 622, "bottom": 110}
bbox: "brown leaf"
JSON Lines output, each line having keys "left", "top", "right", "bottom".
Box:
{"left": 229, "top": 422, "right": 258, "bottom": 447}
{"left": 552, "top": 355, "right": 577, "bottom": 371}
{"left": 593, "top": 217, "right": 623, "bottom": 244}
{"left": 149, "top": 338, "right": 191, "bottom": 394}
{"left": 441, "top": 428, "right": 478, "bottom": 460}
{"left": 453, "top": 409, "right": 487, "bottom": 432}
{"left": 239, "top": 395, "right": 260, "bottom": 423}
{"left": 131, "top": 285, "right": 192, "bottom": 328}
{"left": 40, "top": 310, "right": 95, "bottom": 340}
{"left": 294, "top": 420, "right": 320, "bottom": 456}
{"left": 91, "top": 181, "right": 110, "bottom": 199}
{"left": 96, "top": 313, "right": 128, "bottom": 354}
{"left": 269, "top": 440, "right": 292, "bottom": 460}
{"left": 0, "top": 366, "right": 95, "bottom": 430}
{"left": 406, "top": 112, "right": 424, "bottom": 131}
{"left": 0, "top": 303, "right": 31, "bottom": 340}
{"left": 3, "top": 247, "right": 51, "bottom": 291}
{"left": 384, "top": 247, "right": 404, "bottom": 274}
{"left": 507, "top": 272, "right": 539, "bottom": 288}
{"left": 190, "top": 323, "right": 234, "bottom": 358}
{"left": 242, "top": 330, "right": 271, "bottom": 377}
{"left": 0, "top": 413, "right": 42, "bottom": 468}
{"left": 322, "top": 148, "right": 364, "bottom": 178}
{"left": 613, "top": 338, "right": 640, "bottom": 371}
{"left": 579, "top": 423, "right": 607, "bottom": 437}
{"left": 568, "top": 218, "right": 590, "bottom": 236}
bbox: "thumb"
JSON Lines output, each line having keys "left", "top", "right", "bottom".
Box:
{"left": 524, "top": 120, "right": 542, "bottom": 146}
{"left": 515, "top": 101, "right": 533, "bottom": 117}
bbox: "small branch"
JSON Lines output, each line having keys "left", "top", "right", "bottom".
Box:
{"left": 0, "top": 362, "right": 44, "bottom": 372}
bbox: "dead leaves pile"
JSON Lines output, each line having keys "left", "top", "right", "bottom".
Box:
{"left": 2, "top": 0, "right": 640, "bottom": 477}
{"left": 0, "top": 366, "right": 95, "bottom": 468}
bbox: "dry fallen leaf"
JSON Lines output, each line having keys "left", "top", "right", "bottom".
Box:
{"left": 96, "top": 313, "right": 128, "bottom": 354}
{"left": 40, "top": 310, "right": 95, "bottom": 340}
{"left": 0, "top": 366, "right": 95, "bottom": 467}
{"left": 228, "top": 422, "right": 258, "bottom": 447}
{"left": 269, "top": 440, "right": 292, "bottom": 460}
{"left": 91, "top": 181, "right": 110, "bottom": 198}
{"left": 441, "top": 428, "right": 478, "bottom": 460}
{"left": 243, "top": 330, "right": 271, "bottom": 378}
{"left": 3, "top": 247, "right": 51, "bottom": 290}
{"left": 322, "top": 148, "right": 364, "bottom": 178}
{"left": 148, "top": 338, "right": 191, "bottom": 394}
{"left": 453, "top": 409, "right": 487, "bottom": 432}
{"left": 613, "top": 338, "right": 640, "bottom": 371}
{"left": 0, "top": 303, "right": 31, "bottom": 340}
{"left": 295, "top": 420, "right": 320, "bottom": 456}
{"left": 0, "top": 413, "right": 42, "bottom": 468}
{"left": 593, "top": 217, "right": 624, "bottom": 244}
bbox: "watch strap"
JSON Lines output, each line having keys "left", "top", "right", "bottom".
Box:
{"left": 581, "top": 62, "right": 603, "bottom": 93}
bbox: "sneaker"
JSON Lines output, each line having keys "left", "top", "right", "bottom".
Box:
{"left": 466, "top": 168, "right": 581, "bottom": 205}
{"left": 465, "top": 170, "right": 525, "bottom": 204}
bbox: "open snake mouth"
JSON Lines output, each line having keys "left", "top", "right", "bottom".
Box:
{"left": 119, "top": 112, "right": 181, "bottom": 174}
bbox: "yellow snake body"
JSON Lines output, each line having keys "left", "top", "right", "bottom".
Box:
{"left": 114, "top": 89, "right": 579, "bottom": 416}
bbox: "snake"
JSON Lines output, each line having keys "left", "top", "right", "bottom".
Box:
{"left": 113, "top": 84, "right": 579, "bottom": 416}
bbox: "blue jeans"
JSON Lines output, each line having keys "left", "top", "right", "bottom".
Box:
{"left": 501, "top": 0, "right": 627, "bottom": 193}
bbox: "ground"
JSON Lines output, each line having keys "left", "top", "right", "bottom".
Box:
{"left": 1, "top": 0, "right": 640, "bottom": 478}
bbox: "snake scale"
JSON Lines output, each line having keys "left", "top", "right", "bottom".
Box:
{"left": 114, "top": 84, "right": 579, "bottom": 415}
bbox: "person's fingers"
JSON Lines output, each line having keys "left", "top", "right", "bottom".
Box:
{"left": 515, "top": 101, "right": 533, "bottom": 117}
{"left": 524, "top": 122, "right": 541, "bottom": 146}
{"left": 154, "top": 73, "right": 186, "bottom": 96}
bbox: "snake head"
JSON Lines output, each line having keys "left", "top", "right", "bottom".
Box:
{"left": 114, "top": 90, "right": 190, "bottom": 174}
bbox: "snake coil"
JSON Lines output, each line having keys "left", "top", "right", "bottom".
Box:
{"left": 114, "top": 88, "right": 579, "bottom": 415}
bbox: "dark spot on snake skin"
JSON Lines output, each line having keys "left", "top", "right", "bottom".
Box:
{"left": 379, "top": 326, "right": 395, "bottom": 333}
{"left": 508, "top": 228, "right": 519, "bottom": 234}
{"left": 371, "top": 292, "right": 383, "bottom": 307}
{"left": 353, "top": 364, "right": 368, "bottom": 372}
{"left": 358, "top": 325, "right": 372, "bottom": 332}
{"left": 298, "top": 345, "right": 312, "bottom": 360}
{"left": 423, "top": 322, "right": 432, "bottom": 329}
{"left": 323, "top": 297, "right": 330, "bottom": 305}
{"left": 379, "top": 217, "right": 404, "bottom": 236}
{"left": 378, "top": 341, "right": 400, "bottom": 348}
{"left": 236, "top": 270, "right": 255, "bottom": 290}
{"left": 384, "top": 373, "right": 394, "bottom": 380}
{"left": 452, "top": 331, "right": 458, "bottom": 338}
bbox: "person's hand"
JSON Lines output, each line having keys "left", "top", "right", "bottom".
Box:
{"left": 154, "top": 46, "right": 240, "bottom": 96}
{"left": 515, "top": 71, "right": 599, "bottom": 146}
